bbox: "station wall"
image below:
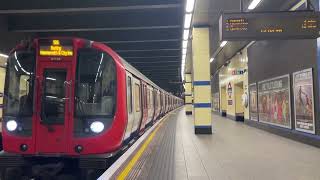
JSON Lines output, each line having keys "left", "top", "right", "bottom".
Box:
{"left": 218, "top": 49, "right": 249, "bottom": 120}
{"left": 247, "top": 39, "right": 320, "bottom": 135}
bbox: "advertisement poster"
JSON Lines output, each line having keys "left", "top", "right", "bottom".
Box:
{"left": 293, "top": 69, "right": 315, "bottom": 134}
{"left": 258, "top": 75, "right": 291, "bottom": 128}
{"left": 213, "top": 92, "right": 220, "bottom": 112}
{"left": 249, "top": 83, "right": 258, "bottom": 121}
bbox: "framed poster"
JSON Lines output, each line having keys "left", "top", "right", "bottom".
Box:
{"left": 293, "top": 68, "right": 315, "bottom": 134}
{"left": 249, "top": 83, "right": 258, "bottom": 121}
{"left": 258, "top": 75, "right": 291, "bottom": 128}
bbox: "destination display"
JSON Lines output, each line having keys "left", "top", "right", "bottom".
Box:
{"left": 219, "top": 11, "right": 320, "bottom": 41}
{"left": 39, "top": 39, "right": 74, "bottom": 57}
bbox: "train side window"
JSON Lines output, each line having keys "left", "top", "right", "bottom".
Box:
{"left": 134, "top": 83, "right": 140, "bottom": 112}
{"left": 127, "top": 76, "right": 132, "bottom": 113}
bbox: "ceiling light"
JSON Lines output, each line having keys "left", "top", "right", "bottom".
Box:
{"left": 182, "top": 48, "right": 187, "bottom": 55}
{"left": 220, "top": 41, "right": 228, "bottom": 47}
{"left": 0, "top": 53, "right": 8, "bottom": 58}
{"left": 184, "top": 13, "right": 192, "bottom": 29}
{"left": 182, "top": 54, "right": 186, "bottom": 60}
{"left": 210, "top": 58, "right": 215, "bottom": 63}
{"left": 186, "top": 0, "right": 195, "bottom": 13}
{"left": 182, "top": 40, "right": 188, "bottom": 49}
{"left": 248, "top": 0, "right": 262, "bottom": 10}
{"left": 183, "top": 29, "right": 190, "bottom": 40}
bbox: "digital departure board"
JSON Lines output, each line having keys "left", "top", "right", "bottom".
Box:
{"left": 39, "top": 39, "right": 74, "bottom": 57}
{"left": 219, "top": 11, "right": 320, "bottom": 41}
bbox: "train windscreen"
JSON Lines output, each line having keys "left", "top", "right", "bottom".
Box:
{"left": 74, "top": 48, "right": 116, "bottom": 136}
{"left": 3, "top": 51, "right": 35, "bottom": 136}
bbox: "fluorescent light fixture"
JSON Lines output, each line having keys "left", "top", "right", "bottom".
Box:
{"left": 210, "top": 57, "right": 215, "bottom": 63}
{"left": 182, "top": 48, "right": 187, "bottom": 55}
{"left": 220, "top": 41, "right": 228, "bottom": 47}
{"left": 248, "top": 0, "right": 262, "bottom": 10}
{"left": 182, "top": 40, "right": 188, "bottom": 49}
{"left": 46, "top": 77, "right": 56, "bottom": 81}
{"left": 184, "top": 13, "right": 192, "bottom": 29}
{"left": 0, "top": 53, "right": 8, "bottom": 58}
{"left": 183, "top": 29, "right": 190, "bottom": 40}
{"left": 186, "top": 0, "right": 195, "bottom": 12}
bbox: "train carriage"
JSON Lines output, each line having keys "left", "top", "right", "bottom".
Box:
{"left": 0, "top": 37, "right": 182, "bottom": 179}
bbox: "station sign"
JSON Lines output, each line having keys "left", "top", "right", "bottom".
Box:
{"left": 39, "top": 39, "right": 74, "bottom": 57}
{"left": 219, "top": 11, "right": 320, "bottom": 41}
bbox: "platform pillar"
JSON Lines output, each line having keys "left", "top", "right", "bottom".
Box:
{"left": 191, "top": 27, "right": 212, "bottom": 134}
{"left": 185, "top": 73, "right": 193, "bottom": 115}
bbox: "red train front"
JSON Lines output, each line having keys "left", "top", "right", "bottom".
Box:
{"left": 0, "top": 37, "right": 182, "bottom": 179}
{"left": 2, "top": 38, "right": 128, "bottom": 156}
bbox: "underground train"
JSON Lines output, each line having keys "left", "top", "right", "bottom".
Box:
{"left": 0, "top": 38, "right": 183, "bottom": 179}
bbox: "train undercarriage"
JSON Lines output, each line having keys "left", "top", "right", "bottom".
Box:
{"left": 0, "top": 151, "right": 121, "bottom": 180}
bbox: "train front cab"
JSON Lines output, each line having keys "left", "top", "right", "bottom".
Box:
{"left": 1, "top": 38, "right": 129, "bottom": 159}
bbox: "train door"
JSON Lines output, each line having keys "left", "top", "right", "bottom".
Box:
{"left": 167, "top": 95, "right": 169, "bottom": 112}
{"left": 160, "top": 92, "right": 164, "bottom": 115}
{"left": 158, "top": 91, "right": 161, "bottom": 116}
{"left": 35, "top": 60, "right": 73, "bottom": 154}
{"left": 131, "top": 77, "right": 142, "bottom": 135}
{"left": 154, "top": 90, "right": 160, "bottom": 120}
{"left": 146, "top": 85, "right": 154, "bottom": 125}
{"left": 139, "top": 81, "right": 148, "bottom": 132}
{"left": 124, "top": 72, "right": 134, "bottom": 141}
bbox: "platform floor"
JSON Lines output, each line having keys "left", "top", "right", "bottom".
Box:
{"left": 126, "top": 107, "right": 320, "bottom": 180}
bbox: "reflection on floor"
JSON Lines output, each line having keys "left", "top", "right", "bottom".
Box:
{"left": 135, "top": 107, "right": 320, "bottom": 180}
{"left": 176, "top": 108, "right": 320, "bottom": 180}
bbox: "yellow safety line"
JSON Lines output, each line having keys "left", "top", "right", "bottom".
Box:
{"left": 117, "top": 118, "right": 167, "bottom": 180}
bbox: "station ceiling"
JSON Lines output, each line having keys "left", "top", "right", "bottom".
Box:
{"left": 189, "top": 0, "right": 308, "bottom": 77}
{"left": 0, "top": 0, "right": 184, "bottom": 94}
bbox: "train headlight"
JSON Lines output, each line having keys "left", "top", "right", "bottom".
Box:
{"left": 6, "top": 120, "right": 18, "bottom": 132}
{"left": 90, "top": 121, "right": 104, "bottom": 133}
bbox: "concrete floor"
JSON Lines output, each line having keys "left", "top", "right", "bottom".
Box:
{"left": 174, "top": 107, "right": 320, "bottom": 180}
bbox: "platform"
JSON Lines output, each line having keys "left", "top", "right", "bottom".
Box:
{"left": 101, "top": 107, "right": 320, "bottom": 180}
